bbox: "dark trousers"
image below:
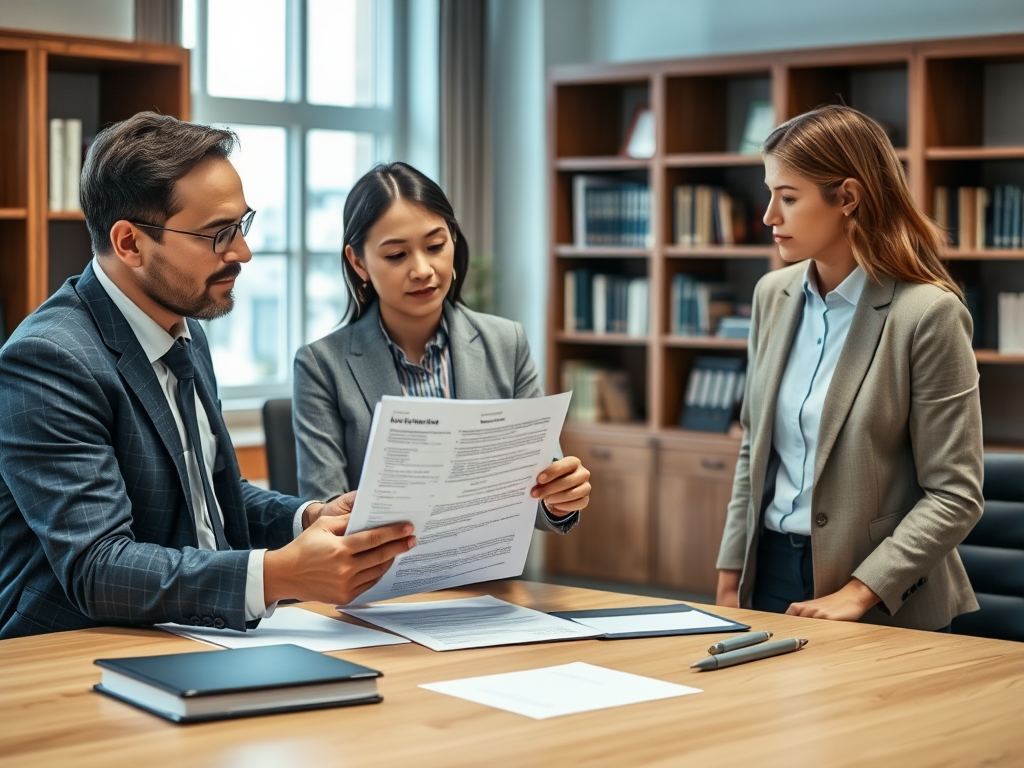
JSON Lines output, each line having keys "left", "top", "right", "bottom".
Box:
{"left": 752, "top": 528, "right": 815, "bottom": 613}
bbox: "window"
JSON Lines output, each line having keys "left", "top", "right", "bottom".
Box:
{"left": 184, "top": 0, "right": 394, "bottom": 401}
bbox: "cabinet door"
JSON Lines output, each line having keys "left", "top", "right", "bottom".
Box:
{"left": 655, "top": 448, "right": 737, "bottom": 594}
{"left": 545, "top": 433, "right": 653, "bottom": 583}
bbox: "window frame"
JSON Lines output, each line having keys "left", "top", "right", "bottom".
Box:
{"left": 188, "top": 0, "right": 398, "bottom": 403}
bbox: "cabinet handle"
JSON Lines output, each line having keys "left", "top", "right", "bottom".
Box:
{"left": 590, "top": 448, "right": 613, "bottom": 460}
{"left": 701, "top": 458, "right": 726, "bottom": 471}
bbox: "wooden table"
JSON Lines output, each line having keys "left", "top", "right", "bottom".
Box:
{"left": 2, "top": 581, "right": 1023, "bottom": 767}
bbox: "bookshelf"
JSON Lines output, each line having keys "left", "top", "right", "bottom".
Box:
{"left": 0, "top": 28, "right": 189, "bottom": 334}
{"left": 546, "top": 35, "right": 1024, "bottom": 593}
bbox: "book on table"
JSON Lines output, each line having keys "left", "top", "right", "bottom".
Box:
{"left": 94, "top": 643, "right": 383, "bottom": 723}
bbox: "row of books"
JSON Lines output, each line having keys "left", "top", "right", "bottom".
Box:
{"left": 673, "top": 185, "right": 748, "bottom": 246}
{"left": 680, "top": 357, "right": 746, "bottom": 433}
{"left": 49, "top": 118, "right": 86, "bottom": 213}
{"left": 564, "top": 270, "right": 649, "bottom": 336}
{"left": 561, "top": 361, "right": 636, "bottom": 423}
{"left": 933, "top": 185, "right": 1024, "bottom": 250}
{"left": 572, "top": 176, "right": 652, "bottom": 247}
{"left": 669, "top": 274, "right": 751, "bottom": 339}
{"left": 998, "top": 293, "right": 1024, "bottom": 354}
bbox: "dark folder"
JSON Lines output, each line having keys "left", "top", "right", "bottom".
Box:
{"left": 549, "top": 603, "right": 749, "bottom": 640}
{"left": 94, "top": 643, "right": 383, "bottom": 723}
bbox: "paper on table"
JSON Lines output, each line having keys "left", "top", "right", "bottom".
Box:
{"left": 567, "top": 610, "right": 735, "bottom": 635}
{"left": 343, "top": 393, "right": 571, "bottom": 604}
{"left": 157, "top": 606, "right": 410, "bottom": 652}
{"left": 420, "top": 662, "right": 701, "bottom": 719}
{"left": 339, "top": 595, "right": 603, "bottom": 651}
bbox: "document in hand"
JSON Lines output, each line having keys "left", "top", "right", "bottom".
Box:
{"left": 343, "top": 393, "right": 572, "bottom": 604}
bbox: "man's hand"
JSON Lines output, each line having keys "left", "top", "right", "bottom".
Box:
{"left": 786, "top": 578, "right": 880, "bottom": 621}
{"left": 531, "top": 456, "right": 591, "bottom": 517}
{"left": 264, "top": 514, "right": 416, "bottom": 606}
{"left": 716, "top": 569, "right": 740, "bottom": 608}
{"left": 302, "top": 490, "right": 357, "bottom": 529}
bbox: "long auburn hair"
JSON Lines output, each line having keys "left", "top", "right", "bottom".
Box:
{"left": 340, "top": 162, "right": 469, "bottom": 322}
{"left": 762, "top": 105, "right": 962, "bottom": 300}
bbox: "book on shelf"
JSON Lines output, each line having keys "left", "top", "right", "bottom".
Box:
{"left": 48, "top": 118, "right": 85, "bottom": 213}
{"left": 934, "top": 185, "right": 1024, "bottom": 249}
{"left": 572, "top": 175, "right": 651, "bottom": 248}
{"left": 93, "top": 643, "right": 383, "bottom": 724}
{"left": 561, "top": 361, "right": 636, "bottom": 424}
{"left": 998, "top": 292, "right": 1024, "bottom": 354}
{"left": 564, "top": 269, "right": 648, "bottom": 336}
{"left": 673, "top": 185, "right": 748, "bottom": 246}
{"left": 669, "top": 274, "right": 734, "bottom": 337}
{"left": 680, "top": 356, "right": 746, "bottom": 433}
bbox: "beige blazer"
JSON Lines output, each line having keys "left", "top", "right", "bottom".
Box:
{"left": 717, "top": 263, "right": 983, "bottom": 630}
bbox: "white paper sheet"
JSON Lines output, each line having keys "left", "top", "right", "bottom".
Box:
{"left": 157, "top": 606, "right": 410, "bottom": 652}
{"left": 566, "top": 610, "right": 735, "bottom": 634}
{"left": 344, "top": 393, "right": 571, "bottom": 604}
{"left": 338, "top": 595, "right": 603, "bottom": 651}
{"left": 420, "top": 662, "right": 702, "bottom": 719}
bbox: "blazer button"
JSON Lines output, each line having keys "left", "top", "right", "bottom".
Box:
{"left": 213, "top": 618, "right": 226, "bottom": 629}
{"left": 815, "top": 513, "right": 828, "bottom": 527}
{"left": 190, "top": 616, "right": 202, "bottom": 626}
{"left": 202, "top": 616, "right": 214, "bottom": 627}
{"left": 917, "top": 577, "right": 926, "bottom": 587}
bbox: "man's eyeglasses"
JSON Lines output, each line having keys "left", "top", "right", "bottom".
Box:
{"left": 131, "top": 209, "right": 256, "bottom": 254}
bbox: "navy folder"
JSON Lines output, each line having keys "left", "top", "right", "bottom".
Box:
{"left": 549, "top": 603, "right": 749, "bottom": 640}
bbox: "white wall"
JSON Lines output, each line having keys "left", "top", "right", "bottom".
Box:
{"left": 0, "top": 0, "right": 133, "bottom": 39}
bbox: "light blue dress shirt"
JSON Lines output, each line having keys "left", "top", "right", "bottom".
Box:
{"left": 764, "top": 262, "right": 868, "bottom": 536}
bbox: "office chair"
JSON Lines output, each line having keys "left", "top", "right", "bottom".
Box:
{"left": 262, "top": 398, "right": 299, "bottom": 497}
{"left": 951, "top": 452, "right": 1024, "bottom": 641}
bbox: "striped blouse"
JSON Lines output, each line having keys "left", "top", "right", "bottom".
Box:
{"left": 379, "top": 316, "right": 454, "bottom": 398}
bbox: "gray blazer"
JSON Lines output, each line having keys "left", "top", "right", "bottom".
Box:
{"left": 293, "top": 301, "right": 572, "bottom": 534}
{"left": 717, "top": 263, "right": 983, "bottom": 630}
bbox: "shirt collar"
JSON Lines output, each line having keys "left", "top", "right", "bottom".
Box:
{"left": 802, "top": 261, "right": 867, "bottom": 308}
{"left": 378, "top": 312, "right": 449, "bottom": 367}
{"left": 91, "top": 256, "right": 191, "bottom": 363}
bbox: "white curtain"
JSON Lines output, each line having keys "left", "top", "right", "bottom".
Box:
{"left": 135, "top": 0, "right": 182, "bottom": 44}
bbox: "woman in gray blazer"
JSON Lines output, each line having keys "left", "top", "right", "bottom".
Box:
{"left": 293, "top": 162, "right": 590, "bottom": 534}
{"left": 716, "top": 106, "right": 983, "bottom": 631}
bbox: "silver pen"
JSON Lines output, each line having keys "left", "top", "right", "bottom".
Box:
{"left": 691, "top": 638, "right": 808, "bottom": 671}
{"left": 708, "top": 630, "right": 773, "bottom": 655}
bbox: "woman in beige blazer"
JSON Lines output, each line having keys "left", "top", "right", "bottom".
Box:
{"left": 716, "top": 106, "right": 983, "bottom": 631}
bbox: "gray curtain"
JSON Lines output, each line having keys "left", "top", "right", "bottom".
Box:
{"left": 440, "top": 0, "right": 493, "bottom": 312}
{"left": 135, "top": 0, "right": 182, "bottom": 44}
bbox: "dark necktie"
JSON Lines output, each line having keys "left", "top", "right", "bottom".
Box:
{"left": 160, "top": 338, "right": 230, "bottom": 550}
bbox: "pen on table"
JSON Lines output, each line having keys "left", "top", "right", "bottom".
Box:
{"left": 690, "top": 638, "right": 808, "bottom": 671}
{"left": 708, "top": 630, "right": 773, "bottom": 655}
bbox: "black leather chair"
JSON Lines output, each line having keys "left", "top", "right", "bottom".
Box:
{"left": 951, "top": 452, "right": 1024, "bottom": 641}
{"left": 262, "top": 398, "right": 298, "bottom": 497}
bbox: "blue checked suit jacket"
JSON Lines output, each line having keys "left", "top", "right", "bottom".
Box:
{"left": 0, "top": 263, "right": 303, "bottom": 638}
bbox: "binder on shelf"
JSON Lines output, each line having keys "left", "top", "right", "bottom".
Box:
{"left": 572, "top": 175, "right": 651, "bottom": 248}
{"left": 48, "top": 118, "right": 65, "bottom": 212}
{"left": 63, "top": 119, "right": 83, "bottom": 212}
{"left": 680, "top": 356, "right": 745, "bottom": 432}
{"left": 998, "top": 292, "right": 1024, "bottom": 354}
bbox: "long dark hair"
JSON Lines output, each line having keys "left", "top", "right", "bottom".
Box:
{"left": 341, "top": 162, "right": 469, "bottom": 322}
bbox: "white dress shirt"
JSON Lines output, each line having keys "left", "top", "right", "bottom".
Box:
{"left": 764, "top": 261, "right": 867, "bottom": 536}
{"left": 92, "top": 258, "right": 307, "bottom": 620}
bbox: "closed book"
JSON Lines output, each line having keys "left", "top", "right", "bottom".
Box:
{"left": 94, "top": 643, "right": 382, "bottom": 724}
{"left": 49, "top": 118, "right": 65, "bottom": 212}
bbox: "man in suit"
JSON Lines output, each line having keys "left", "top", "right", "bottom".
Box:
{"left": 0, "top": 112, "right": 416, "bottom": 638}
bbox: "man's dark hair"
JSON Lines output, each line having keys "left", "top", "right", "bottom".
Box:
{"left": 81, "top": 111, "right": 237, "bottom": 255}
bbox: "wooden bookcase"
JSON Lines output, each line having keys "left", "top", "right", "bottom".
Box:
{"left": 0, "top": 28, "right": 189, "bottom": 335}
{"left": 546, "top": 35, "right": 1024, "bottom": 593}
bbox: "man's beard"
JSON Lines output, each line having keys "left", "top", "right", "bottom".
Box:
{"left": 139, "top": 250, "right": 241, "bottom": 321}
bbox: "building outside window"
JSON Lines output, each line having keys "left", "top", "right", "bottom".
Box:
{"left": 183, "top": 0, "right": 393, "bottom": 402}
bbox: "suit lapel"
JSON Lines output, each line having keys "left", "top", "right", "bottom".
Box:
{"left": 347, "top": 302, "right": 403, "bottom": 416}
{"left": 445, "top": 302, "right": 495, "bottom": 400}
{"left": 749, "top": 269, "right": 805, "bottom": 510}
{"left": 814, "top": 274, "right": 896, "bottom": 482}
{"left": 76, "top": 265, "right": 192, "bottom": 506}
